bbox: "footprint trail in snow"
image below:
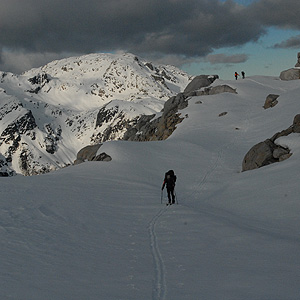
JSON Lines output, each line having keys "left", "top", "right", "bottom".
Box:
{"left": 149, "top": 207, "right": 168, "bottom": 300}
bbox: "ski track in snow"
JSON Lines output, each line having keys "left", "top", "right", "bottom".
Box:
{"left": 182, "top": 98, "right": 251, "bottom": 205}
{"left": 147, "top": 105, "right": 249, "bottom": 300}
{"left": 149, "top": 207, "right": 168, "bottom": 300}
{"left": 147, "top": 103, "right": 254, "bottom": 299}
{"left": 182, "top": 140, "right": 227, "bottom": 204}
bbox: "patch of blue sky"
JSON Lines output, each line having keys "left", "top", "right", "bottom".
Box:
{"left": 182, "top": 27, "right": 300, "bottom": 80}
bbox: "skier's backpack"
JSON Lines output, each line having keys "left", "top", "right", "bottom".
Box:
{"left": 165, "top": 170, "right": 176, "bottom": 186}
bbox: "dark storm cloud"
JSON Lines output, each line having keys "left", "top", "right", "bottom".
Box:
{"left": 0, "top": 0, "right": 263, "bottom": 57}
{"left": 1, "top": 0, "right": 300, "bottom": 73}
{"left": 274, "top": 35, "right": 300, "bottom": 49}
{"left": 248, "top": 0, "right": 300, "bottom": 30}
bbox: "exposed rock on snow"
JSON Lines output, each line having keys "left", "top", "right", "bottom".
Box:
{"left": 263, "top": 94, "right": 279, "bottom": 109}
{"left": 123, "top": 92, "right": 189, "bottom": 141}
{"left": 183, "top": 75, "right": 236, "bottom": 97}
{"left": 206, "top": 85, "right": 237, "bottom": 95}
{"left": 74, "top": 144, "right": 101, "bottom": 164}
{"left": 74, "top": 144, "right": 112, "bottom": 165}
{"left": 91, "top": 102, "right": 141, "bottom": 143}
{"left": 242, "top": 114, "right": 300, "bottom": 171}
{"left": 280, "top": 53, "right": 300, "bottom": 80}
{"left": 0, "top": 153, "right": 15, "bottom": 176}
{"left": 292, "top": 114, "right": 300, "bottom": 133}
{"left": 27, "top": 72, "right": 51, "bottom": 94}
{"left": 95, "top": 152, "right": 112, "bottom": 162}
{"left": 188, "top": 84, "right": 237, "bottom": 97}
{"left": 242, "top": 139, "right": 290, "bottom": 171}
{"left": 183, "top": 75, "right": 219, "bottom": 95}
{"left": 279, "top": 68, "right": 300, "bottom": 81}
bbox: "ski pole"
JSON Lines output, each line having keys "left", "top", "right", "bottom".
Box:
{"left": 161, "top": 189, "right": 163, "bottom": 204}
{"left": 174, "top": 190, "right": 178, "bottom": 204}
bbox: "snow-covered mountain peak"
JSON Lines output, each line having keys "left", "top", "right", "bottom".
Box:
{"left": 18, "top": 52, "right": 191, "bottom": 110}
{"left": 0, "top": 52, "right": 192, "bottom": 175}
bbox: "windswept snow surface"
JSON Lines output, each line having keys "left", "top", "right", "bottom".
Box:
{"left": 1, "top": 76, "right": 300, "bottom": 299}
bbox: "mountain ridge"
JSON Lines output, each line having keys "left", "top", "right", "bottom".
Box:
{"left": 0, "top": 52, "right": 192, "bottom": 175}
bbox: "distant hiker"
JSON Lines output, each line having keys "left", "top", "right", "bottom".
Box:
{"left": 235, "top": 72, "right": 239, "bottom": 80}
{"left": 162, "top": 170, "right": 177, "bottom": 205}
{"left": 241, "top": 71, "right": 245, "bottom": 79}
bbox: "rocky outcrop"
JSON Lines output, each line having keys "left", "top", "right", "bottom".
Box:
{"left": 188, "top": 85, "right": 237, "bottom": 97}
{"left": 91, "top": 103, "right": 141, "bottom": 143}
{"left": 0, "top": 96, "right": 71, "bottom": 176}
{"left": 292, "top": 114, "right": 300, "bottom": 132}
{"left": 263, "top": 94, "right": 279, "bottom": 109}
{"left": 207, "top": 85, "right": 237, "bottom": 95}
{"left": 280, "top": 53, "right": 300, "bottom": 80}
{"left": 74, "top": 144, "right": 112, "bottom": 165}
{"left": 44, "top": 123, "right": 62, "bottom": 154}
{"left": 242, "top": 139, "right": 290, "bottom": 171}
{"left": 279, "top": 68, "right": 300, "bottom": 81}
{"left": 0, "top": 109, "right": 37, "bottom": 164}
{"left": 0, "top": 110, "right": 37, "bottom": 142}
{"left": 0, "top": 153, "right": 15, "bottom": 176}
{"left": 183, "top": 75, "right": 219, "bottom": 95}
{"left": 242, "top": 115, "right": 300, "bottom": 171}
{"left": 123, "top": 92, "right": 188, "bottom": 141}
{"left": 123, "top": 75, "right": 226, "bottom": 141}
{"left": 27, "top": 72, "right": 51, "bottom": 94}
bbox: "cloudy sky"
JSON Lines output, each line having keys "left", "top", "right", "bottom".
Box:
{"left": 1, "top": 0, "right": 300, "bottom": 79}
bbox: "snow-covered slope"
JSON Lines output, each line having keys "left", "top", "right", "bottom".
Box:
{"left": 0, "top": 53, "right": 191, "bottom": 175}
{"left": 1, "top": 75, "right": 300, "bottom": 299}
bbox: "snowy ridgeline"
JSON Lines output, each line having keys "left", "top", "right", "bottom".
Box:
{"left": 1, "top": 74, "right": 300, "bottom": 299}
{"left": 0, "top": 52, "right": 191, "bottom": 175}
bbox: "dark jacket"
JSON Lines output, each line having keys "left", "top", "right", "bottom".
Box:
{"left": 162, "top": 170, "right": 176, "bottom": 190}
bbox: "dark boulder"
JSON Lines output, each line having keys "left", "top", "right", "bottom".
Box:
{"left": 241, "top": 115, "right": 300, "bottom": 171}
{"left": 183, "top": 75, "right": 219, "bottom": 95}
{"left": 74, "top": 144, "right": 112, "bottom": 165}
{"left": 263, "top": 94, "right": 280, "bottom": 109}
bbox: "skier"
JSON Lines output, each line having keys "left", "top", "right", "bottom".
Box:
{"left": 162, "top": 170, "right": 177, "bottom": 205}
{"left": 241, "top": 71, "right": 245, "bottom": 79}
{"left": 235, "top": 72, "right": 239, "bottom": 80}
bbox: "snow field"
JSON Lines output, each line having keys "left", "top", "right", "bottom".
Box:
{"left": 1, "top": 76, "right": 300, "bottom": 299}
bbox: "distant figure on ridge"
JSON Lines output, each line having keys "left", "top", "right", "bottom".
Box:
{"left": 162, "top": 170, "right": 177, "bottom": 205}
{"left": 235, "top": 72, "right": 239, "bottom": 80}
{"left": 241, "top": 71, "right": 245, "bottom": 79}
